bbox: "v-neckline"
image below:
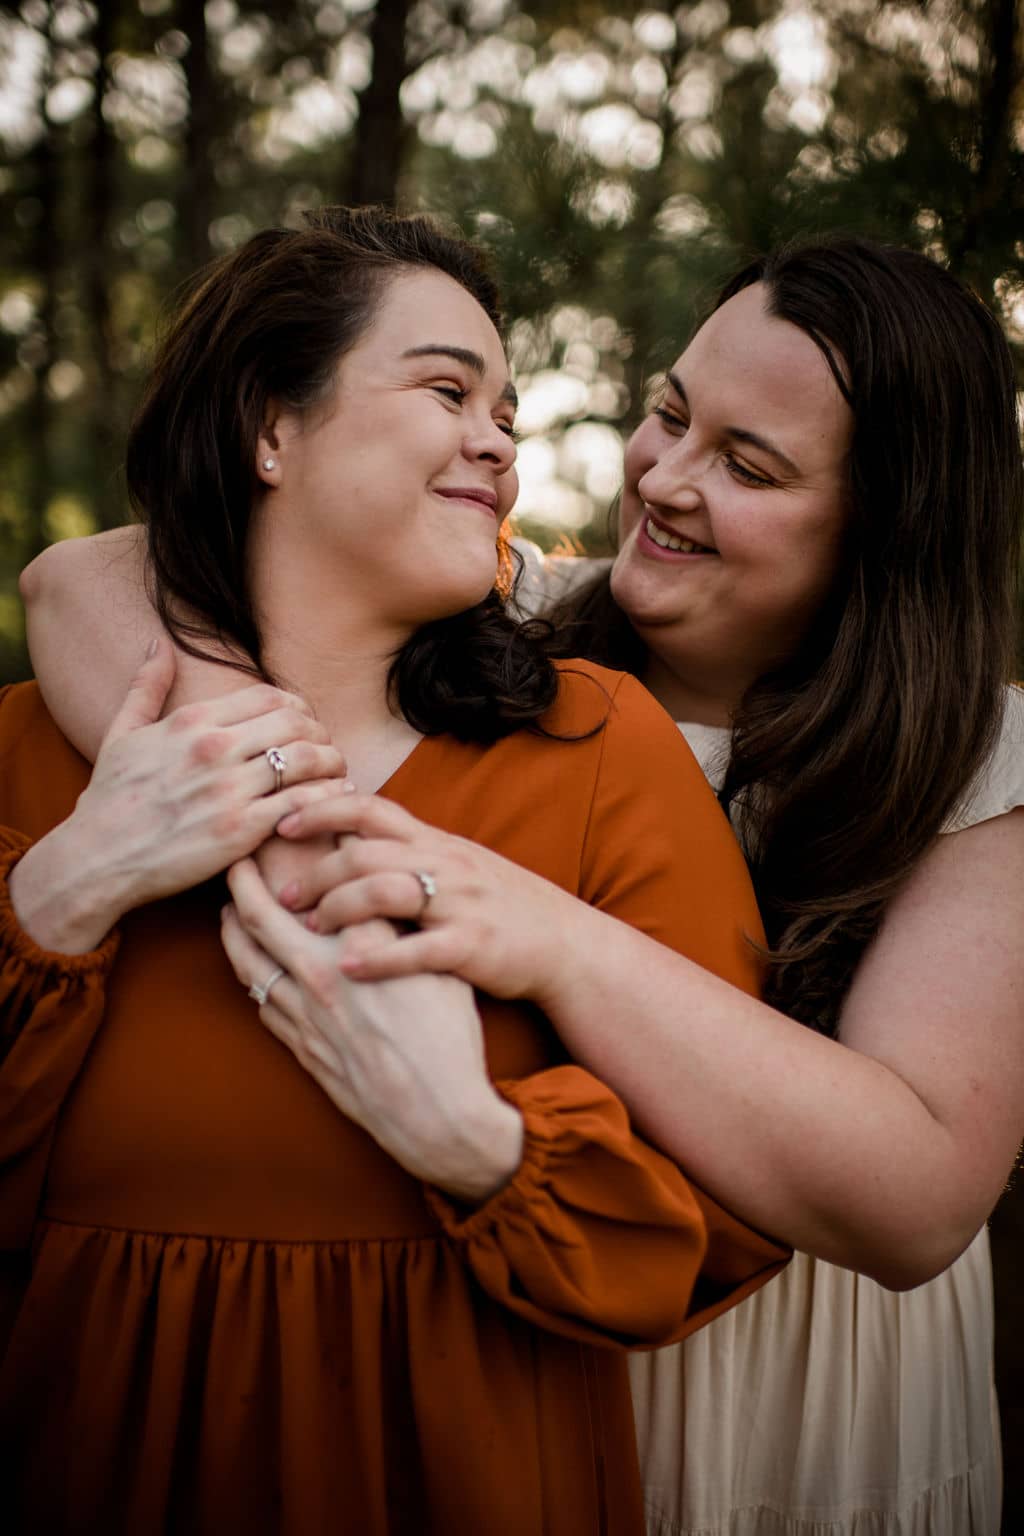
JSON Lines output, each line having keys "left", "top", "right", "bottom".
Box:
{"left": 373, "top": 732, "right": 435, "bottom": 801}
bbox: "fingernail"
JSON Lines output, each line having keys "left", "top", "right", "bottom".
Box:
{"left": 146, "top": 637, "right": 158, "bottom": 659}
{"left": 304, "top": 913, "right": 320, "bottom": 932}
{"left": 277, "top": 812, "right": 300, "bottom": 834}
{"left": 342, "top": 779, "right": 357, "bottom": 795}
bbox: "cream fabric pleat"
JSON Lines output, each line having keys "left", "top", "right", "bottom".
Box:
{"left": 630, "top": 1234, "right": 1000, "bottom": 1536}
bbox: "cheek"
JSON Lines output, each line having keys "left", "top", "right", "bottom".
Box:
{"left": 500, "top": 465, "right": 519, "bottom": 518}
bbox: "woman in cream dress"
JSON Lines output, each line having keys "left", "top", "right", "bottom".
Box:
{"left": 23, "top": 237, "right": 1024, "bottom": 1534}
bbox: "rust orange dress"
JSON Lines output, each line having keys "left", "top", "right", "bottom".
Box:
{"left": 0, "top": 662, "right": 786, "bottom": 1535}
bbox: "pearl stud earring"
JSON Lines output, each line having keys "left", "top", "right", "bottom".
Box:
{"left": 262, "top": 457, "right": 276, "bottom": 471}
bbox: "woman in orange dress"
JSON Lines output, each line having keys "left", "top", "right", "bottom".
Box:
{"left": 0, "top": 207, "right": 785, "bottom": 1535}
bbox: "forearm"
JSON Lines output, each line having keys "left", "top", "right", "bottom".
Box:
{"left": 23, "top": 527, "right": 256, "bottom": 762}
{"left": 538, "top": 905, "right": 974, "bottom": 1286}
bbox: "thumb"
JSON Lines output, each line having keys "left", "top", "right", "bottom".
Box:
{"left": 103, "top": 634, "right": 177, "bottom": 745}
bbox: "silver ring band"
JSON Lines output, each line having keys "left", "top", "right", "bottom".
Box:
{"left": 412, "top": 869, "right": 437, "bottom": 920}
{"left": 248, "top": 966, "right": 285, "bottom": 1006}
{"left": 265, "top": 747, "right": 288, "bottom": 794}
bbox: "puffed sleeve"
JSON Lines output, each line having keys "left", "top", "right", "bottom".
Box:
{"left": 425, "top": 1066, "right": 710, "bottom": 1347}
{"left": 0, "top": 833, "right": 120, "bottom": 1250}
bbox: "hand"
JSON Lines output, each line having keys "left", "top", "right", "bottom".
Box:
{"left": 9, "top": 638, "right": 349, "bottom": 952}
{"left": 270, "top": 793, "right": 590, "bottom": 1006}
{"left": 222, "top": 858, "right": 523, "bottom": 1201}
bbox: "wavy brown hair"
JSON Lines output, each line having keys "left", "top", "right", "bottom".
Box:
{"left": 552, "top": 238, "right": 1023, "bottom": 1031}
{"left": 125, "top": 205, "right": 559, "bottom": 743}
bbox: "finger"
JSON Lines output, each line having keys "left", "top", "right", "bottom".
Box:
{"left": 308, "top": 872, "right": 429, "bottom": 934}
{"left": 278, "top": 837, "right": 420, "bottom": 911}
{"left": 234, "top": 740, "right": 349, "bottom": 798}
{"left": 275, "top": 793, "right": 418, "bottom": 844}
{"left": 220, "top": 900, "right": 278, "bottom": 989}
{"left": 337, "top": 929, "right": 453, "bottom": 980}
{"left": 217, "top": 777, "right": 356, "bottom": 862}
{"left": 101, "top": 634, "right": 177, "bottom": 744}
{"left": 227, "top": 704, "right": 339, "bottom": 760}
{"left": 226, "top": 858, "right": 323, "bottom": 979}
{"left": 221, "top": 904, "right": 328, "bottom": 1058}
{"left": 193, "top": 683, "right": 318, "bottom": 731}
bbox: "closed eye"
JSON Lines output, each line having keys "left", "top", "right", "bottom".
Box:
{"left": 434, "top": 385, "right": 467, "bottom": 404}
{"left": 725, "top": 454, "right": 774, "bottom": 488}
{"left": 654, "top": 406, "right": 687, "bottom": 432}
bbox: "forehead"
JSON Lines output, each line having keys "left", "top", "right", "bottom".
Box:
{"left": 679, "top": 282, "right": 851, "bottom": 457}
{"left": 352, "top": 267, "right": 508, "bottom": 376}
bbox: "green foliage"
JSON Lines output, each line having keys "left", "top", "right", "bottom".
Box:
{"left": 1, "top": 0, "right": 1023, "bottom": 681}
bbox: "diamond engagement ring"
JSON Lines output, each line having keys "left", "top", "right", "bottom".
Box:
{"left": 248, "top": 967, "right": 285, "bottom": 1006}
{"left": 265, "top": 747, "right": 288, "bottom": 793}
{"left": 412, "top": 870, "right": 437, "bottom": 921}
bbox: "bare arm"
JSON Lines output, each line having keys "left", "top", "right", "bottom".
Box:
{"left": 280, "top": 795, "right": 1024, "bottom": 1288}
{"left": 540, "top": 810, "right": 1024, "bottom": 1287}
{"left": 21, "top": 527, "right": 245, "bottom": 759}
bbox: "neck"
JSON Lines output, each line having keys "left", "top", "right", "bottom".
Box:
{"left": 248, "top": 521, "right": 423, "bottom": 791}
{"left": 640, "top": 650, "right": 738, "bottom": 728}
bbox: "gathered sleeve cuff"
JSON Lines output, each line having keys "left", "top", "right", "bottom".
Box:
{"left": 425, "top": 1064, "right": 767, "bottom": 1350}
{"left": 0, "top": 831, "right": 120, "bottom": 1250}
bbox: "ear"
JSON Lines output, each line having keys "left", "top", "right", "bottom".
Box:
{"left": 256, "top": 401, "right": 284, "bottom": 487}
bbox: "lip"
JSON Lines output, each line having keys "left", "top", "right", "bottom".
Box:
{"left": 433, "top": 486, "right": 499, "bottom": 515}
{"left": 637, "top": 507, "right": 717, "bottom": 562}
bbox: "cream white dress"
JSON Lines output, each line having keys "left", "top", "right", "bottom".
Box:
{"left": 513, "top": 542, "right": 1024, "bottom": 1536}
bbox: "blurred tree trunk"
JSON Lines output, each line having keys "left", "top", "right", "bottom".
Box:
{"left": 180, "top": 0, "right": 215, "bottom": 268}
{"left": 948, "top": 0, "right": 1022, "bottom": 287}
{"left": 25, "top": 6, "right": 58, "bottom": 560}
{"left": 347, "top": 0, "right": 412, "bottom": 206}
{"left": 87, "top": 0, "right": 118, "bottom": 529}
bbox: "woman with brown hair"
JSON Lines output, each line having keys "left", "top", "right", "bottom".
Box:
{"left": 26, "top": 237, "right": 1024, "bottom": 1532}
{"left": 0, "top": 207, "right": 786, "bottom": 1535}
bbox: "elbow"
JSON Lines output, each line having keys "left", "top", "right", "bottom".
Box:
{"left": 19, "top": 540, "right": 68, "bottom": 610}
{"left": 18, "top": 549, "right": 46, "bottom": 606}
{"left": 859, "top": 1218, "right": 982, "bottom": 1292}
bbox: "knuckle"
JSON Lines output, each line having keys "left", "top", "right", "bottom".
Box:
{"left": 169, "top": 702, "right": 207, "bottom": 734}
{"left": 255, "top": 685, "right": 289, "bottom": 713}
{"left": 189, "top": 729, "right": 229, "bottom": 767}
{"left": 303, "top": 960, "right": 337, "bottom": 1005}
{"left": 212, "top": 804, "right": 246, "bottom": 841}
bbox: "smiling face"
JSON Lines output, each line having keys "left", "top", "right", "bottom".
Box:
{"left": 610, "top": 281, "right": 854, "bottom": 722}
{"left": 255, "top": 266, "right": 518, "bottom": 644}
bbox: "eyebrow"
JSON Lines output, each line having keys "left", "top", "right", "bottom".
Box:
{"left": 667, "top": 371, "right": 800, "bottom": 479}
{"left": 402, "top": 344, "right": 519, "bottom": 408}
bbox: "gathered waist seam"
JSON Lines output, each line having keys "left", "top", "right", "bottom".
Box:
{"left": 35, "top": 1215, "right": 448, "bottom": 1248}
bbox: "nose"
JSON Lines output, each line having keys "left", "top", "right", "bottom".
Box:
{"left": 637, "top": 437, "right": 704, "bottom": 514}
{"left": 463, "top": 414, "right": 517, "bottom": 475}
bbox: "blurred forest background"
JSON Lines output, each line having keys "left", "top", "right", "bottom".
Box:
{"left": 3, "top": 0, "right": 1024, "bottom": 688}
{"left": 0, "top": 0, "right": 1022, "bottom": 1524}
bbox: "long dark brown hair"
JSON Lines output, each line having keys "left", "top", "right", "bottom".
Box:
{"left": 553, "top": 238, "right": 1023, "bottom": 1031}
{"left": 125, "top": 205, "right": 558, "bottom": 743}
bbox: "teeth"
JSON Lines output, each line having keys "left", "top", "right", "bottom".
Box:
{"left": 645, "top": 517, "right": 709, "bottom": 554}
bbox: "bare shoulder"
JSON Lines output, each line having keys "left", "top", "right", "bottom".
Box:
{"left": 20, "top": 525, "right": 146, "bottom": 604}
